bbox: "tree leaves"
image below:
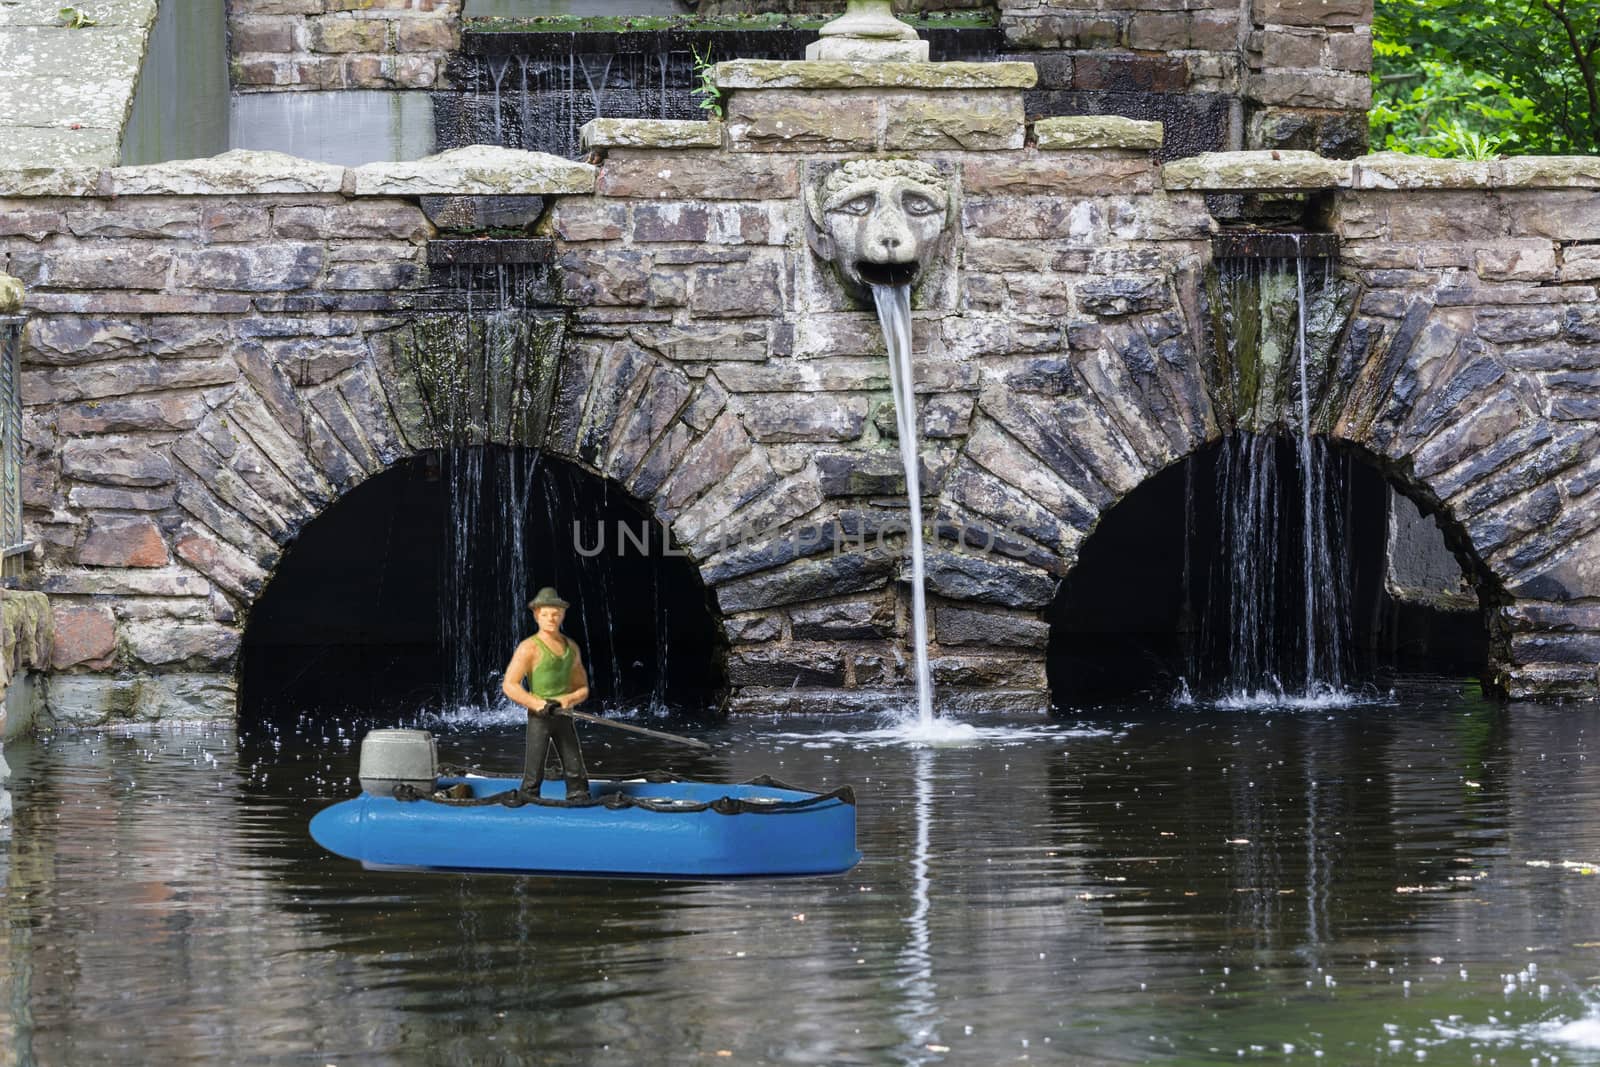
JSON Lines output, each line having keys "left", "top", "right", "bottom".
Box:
{"left": 1372, "top": 0, "right": 1599, "bottom": 155}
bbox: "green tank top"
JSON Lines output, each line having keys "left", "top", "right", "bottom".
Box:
{"left": 526, "top": 638, "right": 576, "bottom": 700}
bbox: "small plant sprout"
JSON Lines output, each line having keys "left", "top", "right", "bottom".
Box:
{"left": 690, "top": 45, "right": 724, "bottom": 120}
{"left": 59, "top": 6, "right": 98, "bottom": 28}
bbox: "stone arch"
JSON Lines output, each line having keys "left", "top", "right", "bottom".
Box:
{"left": 936, "top": 264, "right": 1599, "bottom": 702}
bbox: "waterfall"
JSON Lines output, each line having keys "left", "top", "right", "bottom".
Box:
{"left": 404, "top": 263, "right": 564, "bottom": 710}
{"left": 871, "top": 283, "right": 935, "bottom": 723}
{"left": 1206, "top": 254, "right": 1353, "bottom": 705}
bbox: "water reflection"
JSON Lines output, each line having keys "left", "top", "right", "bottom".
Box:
{"left": 1, "top": 686, "right": 1598, "bottom": 1063}
{"left": 896, "top": 750, "right": 937, "bottom": 1061}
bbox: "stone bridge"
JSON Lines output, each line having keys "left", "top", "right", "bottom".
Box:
{"left": 4, "top": 61, "right": 1598, "bottom": 723}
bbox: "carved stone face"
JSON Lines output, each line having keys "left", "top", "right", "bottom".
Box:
{"left": 807, "top": 160, "right": 951, "bottom": 294}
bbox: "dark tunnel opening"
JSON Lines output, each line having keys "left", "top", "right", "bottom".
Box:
{"left": 1048, "top": 432, "right": 1491, "bottom": 705}
{"left": 239, "top": 448, "right": 725, "bottom": 725}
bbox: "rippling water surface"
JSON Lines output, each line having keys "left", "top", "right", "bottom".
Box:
{"left": 4, "top": 679, "right": 1600, "bottom": 1065}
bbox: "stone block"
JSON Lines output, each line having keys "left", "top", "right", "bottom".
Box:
{"left": 714, "top": 549, "right": 897, "bottom": 613}
{"left": 725, "top": 90, "right": 878, "bottom": 153}
{"left": 881, "top": 91, "right": 1026, "bottom": 152}
{"left": 1248, "top": 70, "right": 1371, "bottom": 110}
{"left": 634, "top": 202, "right": 712, "bottom": 243}
{"left": 22, "top": 245, "right": 173, "bottom": 290}
{"left": 1162, "top": 150, "right": 1351, "bottom": 190}
{"left": 1078, "top": 276, "right": 1169, "bottom": 316}
{"left": 727, "top": 645, "right": 846, "bottom": 687}
{"left": 1034, "top": 117, "right": 1163, "bottom": 152}
{"left": 1326, "top": 29, "right": 1373, "bottom": 72}
{"left": 1067, "top": 54, "right": 1186, "bottom": 93}
{"left": 58, "top": 391, "right": 206, "bottom": 433}
{"left": 688, "top": 258, "right": 783, "bottom": 318}
{"left": 790, "top": 597, "right": 894, "bottom": 640}
{"left": 1503, "top": 191, "right": 1600, "bottom": 241}
{"left": 1475, "top": 243, "right": 1558, "bottom": 282}
{"left": 123, "top": 621, "right": 241, "bottom": 669}
{"left": 50, "top": 602, "right": 117, "bottom": 669}
{"left": 725, "top": 613, "right": 781, "bottom": 643}
{"left": 548, "top": 200, "right": 627, "bottom": 242}
{"left": 1253, "top": 0, "right": 1371, "bottom": 27}
{"left": 738, "top": 394, "right": 870, "bottom": 443}
{"left": 395, "top": 18, "right": 456, "bottom": 52}
{"left": 596, "top": 154, "right": 798, "bottom": 200}
{"left": 61, "top": 437, "right": 174, "bottom": 487}
{"left": 79, "top": 517, "right": 170, "bottom": 568}
{"left": 309, "top": 15, "right": 388, "bottom": 53}
{"left": 174, "top": 526, "right": 270, "bottom": 599}
{"left": 108, "top": 150, "right": 345, "bottom": 195}
{"left": 935, "top": 605, "right": 1050, "bottom": 648}
{"left": 1127, "top": 12, "right": 1190, "bottom": 50}
{"left": 350, "top": 146, "right": 596, "bottom": 196}
{"left": 173, "top": 244, "right": 322, "bottom": 291}
{"left": 713, "top": 60, "right": 1037, "bottom": 92}
{"left": 580, "top": 119, "right": 722, "bottom": 151}
{"left": 44, "top": 673, "right": 237, "bottom": 726}
{"left": 1351, "top": 152, "right": 1498, "bottom": 190}
{"left": 1561, "top": 247, "right": 1600, "bottom": 283}
{"left": 923, "top": 549, "right": 1058, "bottom": 608}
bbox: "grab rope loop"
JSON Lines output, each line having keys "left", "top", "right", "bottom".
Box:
{"left": 393, "top": 768, "right": 855, "bottom": 815}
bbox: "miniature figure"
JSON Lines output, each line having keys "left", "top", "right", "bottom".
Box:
{"left": 502, "top": 586, "right": 591, "bottom": 801}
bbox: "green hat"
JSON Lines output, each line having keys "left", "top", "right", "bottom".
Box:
{"left": 528, "top": 587, "right": 569, "bottom": 611}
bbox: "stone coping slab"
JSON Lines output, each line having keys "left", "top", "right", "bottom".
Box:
{"left": 1164, "top": 150, "right": 1600, "bottom": 192}
{"left": 1162, "top": 150, "right": 1354, "bottom": 190}
{"left": 1035, "top": 116, "right": 1163, "bottom": 151}
{"left": 712, "top": 59, "right": 1037, "bottom": 91}
{"left": 108, "top": 150, "right": 346, "bottom": 195}
{"left": 349, "top": 145, "right": 596, "bottom": 196}
{"left": 1354, "top": 152, "right": 1600, "bottom": 190}
{"left": 0, "top": 164, "right": 104, "bottom": 197}
{"left": 0, "top": 0, "right": 158, "bottom": 168}
{"left": 580, "top": 118, "right": 722, "bottom": 151}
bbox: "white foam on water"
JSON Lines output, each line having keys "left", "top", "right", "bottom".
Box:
{"left": 1432, "top": 995, "right": 1600, "bottom": 1058}
{"left": 418, "top": 701, "right": 528, "bottom": 729}
{"left": 758, "top": 708, "right": 1115, "bottom": 750}
{"left": 1209, "top": 683, "right": 1391, "bottom": 712}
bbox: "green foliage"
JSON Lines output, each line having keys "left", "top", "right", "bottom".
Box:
{"left": 691, "top": 45, "right": 725, "bottom": 121}
{"left": 1371, "top": 0, "right": 1600, "bottom": 156}
{"left": 58, "top": 6, "right": 98, "bottom": 28}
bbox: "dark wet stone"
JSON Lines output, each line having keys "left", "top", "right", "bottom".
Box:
{"left": 1077, "top": 276, "right": 1168, "bottom": 317}
{"left": 714, "top": 549, "right": 895, "bottom": 613}
{"left": 728, "top": 645, "right": 846, "bottom": 688}
{"left": 934, "top": 605, "right": 1049, "bottom": 648}
{"left": 790, "top": 598, "right": 893, "bottom": 640}
{"left": 922, "top": 549, "right": 1057, "bottom": 609}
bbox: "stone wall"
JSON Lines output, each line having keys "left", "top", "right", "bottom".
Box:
{"left": 1, "top": 592, "right": 52, "bottom": 739}
{"left": 1, "top": 81, "right": 1597, "bottom": 720}
{"left": 230, "top": 0, "right": 463, "bottom": 92}
{"left": 1003, "top": 0, "right": 1371, "bottom": 155}
{"left": 228, "top": 0, "right": 1370, "bottom": 154}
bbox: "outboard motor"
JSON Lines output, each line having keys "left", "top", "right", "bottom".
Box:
{"left": 358, "top": 729, "right": 439, "bottom": 797}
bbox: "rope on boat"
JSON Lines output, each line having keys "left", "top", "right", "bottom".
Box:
{"left": 394, "top": 769, "right": 854, "bottom": 815}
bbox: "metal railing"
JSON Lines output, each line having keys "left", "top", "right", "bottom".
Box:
{"left": 0, "top": 314, "right": 25, "bottom": 580}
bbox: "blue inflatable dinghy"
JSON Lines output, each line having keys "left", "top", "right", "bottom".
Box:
{"left": 310, "top": 772, "right": 861, "bottom": 878}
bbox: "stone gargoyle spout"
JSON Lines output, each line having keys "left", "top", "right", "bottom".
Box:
{"left": 806, "top": 159, "right": 952, "bottom": 296}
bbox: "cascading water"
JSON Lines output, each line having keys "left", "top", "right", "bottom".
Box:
{"left": 870, "top": 283, "right": 936, "bottom": 724}
{"left": 1204, "top": 253, "right": 1355, "bottom": 705}
{"left": 405, "top": 264, "right": 564, "bottom": 709}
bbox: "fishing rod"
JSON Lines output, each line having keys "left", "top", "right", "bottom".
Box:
{"left": 554, "top": 705, "right": 713, "bottom": 751}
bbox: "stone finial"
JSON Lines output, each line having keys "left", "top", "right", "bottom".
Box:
{"left": 807, "top": 0, "right": 930, "bottom": 62}
{"left": 0, "top": 274, "right": 22, "bottom": 314}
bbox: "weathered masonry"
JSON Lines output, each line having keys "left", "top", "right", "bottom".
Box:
{"left": 3, "top": 54, "right": 1598, "bottom": 724}
{"left": 225, "top": 0, "right": 1372, "bottom": 159}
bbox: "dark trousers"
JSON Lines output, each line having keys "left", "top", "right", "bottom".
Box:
{"left": 522, "top": 712, "right": 589, "bottom": 797}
